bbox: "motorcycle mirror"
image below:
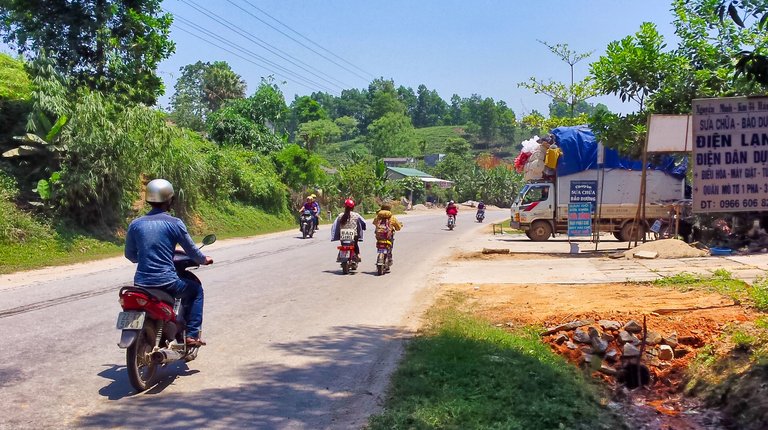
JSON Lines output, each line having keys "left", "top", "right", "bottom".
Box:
{"left": 201, "top": 234, "right": 217, "bottom": 247}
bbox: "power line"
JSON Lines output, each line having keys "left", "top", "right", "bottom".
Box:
{"left": 170, "top": 21, "right": 332, "bottom": 93}
{"left": 242, "top": 0, "right": 375, "bottom": 80}
{"left": 227, "top": 0, "right": 372, "bottom": 83}
{"left": 170, "top": 15, "right": 338, "bottom": 94}
{"left": 180, "top": 0, "right": 352, "bottom": 91}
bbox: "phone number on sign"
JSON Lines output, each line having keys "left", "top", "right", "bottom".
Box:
{"left": 716, "top": 199, "right": 768, "bottom": 209}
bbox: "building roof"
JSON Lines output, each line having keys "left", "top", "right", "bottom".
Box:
{"left": 386, "top": 167, "right": 433, "bottom": 178}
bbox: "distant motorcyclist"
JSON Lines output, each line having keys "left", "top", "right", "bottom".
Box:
{"left": 446, "top": 200, "right": 458, "bottom": 220}
{"left": 331, "top": 198, "right": 366, "bottom": 261}
{"left": 298, "top": 195, "right": 320, "bottom": 230}
{"left": 124, "top": 179, "right": 213, "bottom": 347}
{"left": 310, "top": 194, "right": 321, "bottom": 231}
{"left": 476, "top": 200, "right": 486, "bottom": 222}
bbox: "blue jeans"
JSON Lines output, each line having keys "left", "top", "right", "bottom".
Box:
{"left": 159, "top": 277, "right": 204, "bottom": 338}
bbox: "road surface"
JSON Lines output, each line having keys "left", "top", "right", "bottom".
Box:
{"left": 0, "top": 209, "right": 506, "bottom": 429}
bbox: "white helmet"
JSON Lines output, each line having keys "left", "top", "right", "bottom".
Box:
{"left": 146, "top": 179, "right": 174, "bottom": 203}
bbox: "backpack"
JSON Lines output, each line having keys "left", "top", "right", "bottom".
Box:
{"left": 375, "top": 218, "right": 391, "bottom": 240}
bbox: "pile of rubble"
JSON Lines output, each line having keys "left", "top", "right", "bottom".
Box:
{"left": 541, "top": 318, "right": 700, "bottom": 388}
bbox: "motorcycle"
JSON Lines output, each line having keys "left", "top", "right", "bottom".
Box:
{"left": 375, "top": 238, "right": 393, "bottom": 276}
{"left": 300, "top": 209, "right": 314, "bottom": 239}
{"left": 337, "top": 228, "right": 358, "bottom": 274}
{"left": 476, "top": 209, "right": 485, "bottom": 223}
{"left": 116, "top": 234, "right": 216, "bottom": 392}
{"left": 447, "top": 215, "right": 456, "bottom": 230}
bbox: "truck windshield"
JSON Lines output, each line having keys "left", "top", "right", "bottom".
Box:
{"left": 522, "top": 186, "right": 549, "bottom": 204}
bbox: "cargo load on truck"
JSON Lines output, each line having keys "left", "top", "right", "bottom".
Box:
{"left": 510, "top": 126, "right": 687, "bottom": 241}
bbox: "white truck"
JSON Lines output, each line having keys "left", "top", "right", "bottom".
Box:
{"left": 509, "top": 126, "right": 686, "bottom": 241}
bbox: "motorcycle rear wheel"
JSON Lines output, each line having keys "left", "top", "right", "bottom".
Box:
{"left": 126, "top": 324, "right": 157, "bottom": 392}
{"left": 341, "top": 261, "right": 350, "bottom": 274}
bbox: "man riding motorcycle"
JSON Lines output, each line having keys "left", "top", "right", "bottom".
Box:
{"left": 124, "top": 179, "right": 213, "bottom": 347}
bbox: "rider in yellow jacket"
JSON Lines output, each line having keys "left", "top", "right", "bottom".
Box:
{"left": 372, "top": 204, "right": 403, "bottom": 235}
{"left": 372, "top": 203, "right": 403, "bottom": 265}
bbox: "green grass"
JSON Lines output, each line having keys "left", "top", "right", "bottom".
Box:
{"left": 193, "top": 200, "right": 296, "bottom": 240}
{"left": 0, "top": 200, "right": 299, "bottom": 274}
{"left": 316, "top": 138, "right": 371, "bottom": 165}
{"left": 653, "top": 270, "right": 768, "bottom": 311}
{"left": 0, "top": 229, "right": 124, "bottom": 274}
{"left": 368, "top": 296, "right": 623, "bottom": 430}
{"left": 412, "top": 125, "right": 465, "bottom": 154}
{"left": 653, "top": 269, "right": 746, "bottom": 301}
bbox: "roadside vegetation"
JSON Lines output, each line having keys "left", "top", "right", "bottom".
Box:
{"left": 651, "top": 271, "right": 768, "bottom": 428}
{"left": 368, "top": 294, "right": 624, "bottom": 429}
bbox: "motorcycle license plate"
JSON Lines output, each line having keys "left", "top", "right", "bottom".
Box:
{"left": 339, "top": 251, "right": 350, "bottom": 259}
{"left": 377, "top": 248, "right": 388, "bottom": 254}
{"left": 340, "top": 229, "right": 356, "bottom": 241}
{"left": 116, "top": 311, "right": 146, "bottom": 330}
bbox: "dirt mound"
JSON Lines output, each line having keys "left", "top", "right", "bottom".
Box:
{"left": 446, "top": 281, "right": 757, "bottom": 420}
{"left": 624, "top": 239, "right": 708, "bottom": 259}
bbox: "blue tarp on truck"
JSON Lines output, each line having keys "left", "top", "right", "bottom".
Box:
{"left": 551, "top": 125, "right": 687, "bottom": 179}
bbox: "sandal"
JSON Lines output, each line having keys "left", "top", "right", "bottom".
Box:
{"left": 185, "top": 337, "right": 207, "bottom": 346}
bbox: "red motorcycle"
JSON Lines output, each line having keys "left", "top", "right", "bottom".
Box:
{"left": 337, "top": 228, "right": 358, "bottom": 274}
{"left": 116, "top": 234, "right": 215, "bottom": 392}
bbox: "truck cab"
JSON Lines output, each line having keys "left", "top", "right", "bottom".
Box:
{"left": 510, "top": 182, "right": 555, "bottom": 240}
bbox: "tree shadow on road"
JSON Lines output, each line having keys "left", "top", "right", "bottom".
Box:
{"left": 80, "top": 325, "right": 404, "bottom": 429}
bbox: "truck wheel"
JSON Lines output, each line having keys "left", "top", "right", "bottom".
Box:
{"left": 528, "top": 221, "right": 552, "bottom": 241}
{"left": 613, "top": 232, "right": 623, "bottom": 241}
{"left": 619, "top": 223, "right": 645, "bottom": 242}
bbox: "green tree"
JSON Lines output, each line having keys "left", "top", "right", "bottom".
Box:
{"left": 715, "top": 1, "right": 768, "bottom": 85}
{"left": 338, "top": 160, "right": 378, "bottom": 208}
{"left": 0, "top": 0, "right": 175, "bottom": 105}
{"left": 334, "top": 116, "right": 359, "bottom": 140}
{"left": 272, "top": 143, "right": 325, "bottom": 190}
{"left": 477, "top": 97, "right": 498, "bottom": 143}
{"left": 366, "top": 112, "right": 415, "bottom": 157}
{"left": 414, "top": 84, "right": 448, "bottom": 127}
{"left": 292, "top": 95, "right": 328, "bottom": 124}
{"left": 590, "top": 22, "right": 678, "bottom": 111}
{"left": 203, "top": 61, "right": 246, "bottom": 112}
{"left": 298, "top": 119, "right": 341, "bottom": 150}
{"left": 368, "top": 78, "right": 406, "bottom": 123}
{"left": 170, "top": 61, "right": 246, "bottom": 131}
{"left": 207, "top": 80, "right": 287, "bottom": 153}
{"left": 518, "top": 41, "right": 597, "bottom": 118}
{"left": 397, "top": 85, "right": 417, "bottom": 119}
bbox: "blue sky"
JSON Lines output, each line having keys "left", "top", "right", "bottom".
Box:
{"left": 7, "top": 1, "right": 682, "bottom": 116}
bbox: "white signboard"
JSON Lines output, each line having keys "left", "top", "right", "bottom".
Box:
{"left": 692, "top": 96, "right": 768, "bottom": 213}
{"left": 647, "top": 114, "right": 693, "bottom": 153}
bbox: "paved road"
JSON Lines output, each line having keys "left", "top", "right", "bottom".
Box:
{"left": 0, "top": 209, "right": 506, "bottom": 430}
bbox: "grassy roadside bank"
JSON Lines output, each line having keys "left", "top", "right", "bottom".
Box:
{"left": 0, "top": 201, "right": 296, "bottom": 274}
{"left": 368, "top": 293, "right": 624, "bottom": 430}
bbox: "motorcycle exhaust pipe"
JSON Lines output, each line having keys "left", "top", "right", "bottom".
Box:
{"left": 151, "top": 348, "right": 183, "bottom": 364}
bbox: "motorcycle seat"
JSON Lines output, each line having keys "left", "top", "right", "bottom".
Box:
{"left": 121, "top": 286, "right": 176, "bottom": 305}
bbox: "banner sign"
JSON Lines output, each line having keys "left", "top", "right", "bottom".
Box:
{"left": 692, "top": 96, "right": 768, "bottom": 213}
{"left": 568, "top": 203, "right": 592, "bottom": 237}
{"left": 569, "top": 180, "right": 597, "bottom": 210}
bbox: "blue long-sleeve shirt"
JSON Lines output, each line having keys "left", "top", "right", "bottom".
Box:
{"left": 125, "top": 208, "right": 207, "bottom": 287}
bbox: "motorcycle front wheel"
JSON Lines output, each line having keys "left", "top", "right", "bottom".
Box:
{"left": 126, "top": 324, "right": 158, "bottom": 392}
